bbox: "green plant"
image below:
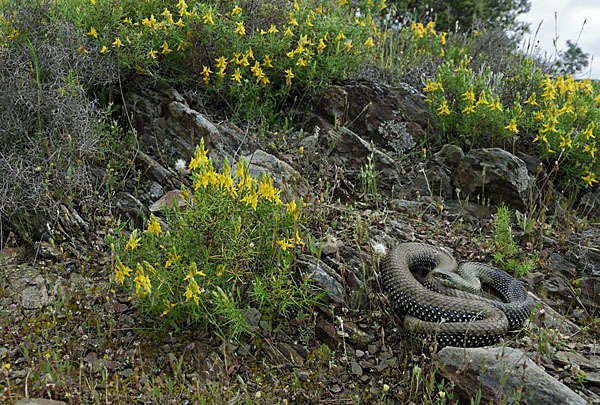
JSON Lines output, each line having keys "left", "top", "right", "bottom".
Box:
{"left": 108, "top": 138, "right": 317, "bottom": 341}
{"left": 359, "top": 148, "right": 380, "bottom": 206}
{"left": 492, "top": 203, "right": 536, "bottom": 277}
{"left": 56, "top": 0, "right": 387, "bottom": 121}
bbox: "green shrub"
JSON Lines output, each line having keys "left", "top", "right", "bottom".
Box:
{"left": 108, "top": 138, "right": 316, "bottom": 340}
{"left": 420, "top": 26, "right": 600, "bottom": 193}
{"left": 492, "top": 203, "right": 536, "bottom": 277}
{"left": 56, "top": 0, "right": 387, "bottom": 120}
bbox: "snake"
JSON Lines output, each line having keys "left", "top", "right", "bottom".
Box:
{"left": 382, "top": 242, "right": 532, "bottom": 347}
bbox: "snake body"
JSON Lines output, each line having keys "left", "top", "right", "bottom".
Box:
{"left": 382, "top": 243, "right": 532, "bottom": 347}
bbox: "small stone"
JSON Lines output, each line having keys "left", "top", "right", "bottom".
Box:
{"left": 355, "top": 349, "right": 365, "bottom": 358}
{"left": 351, "top": 361, "right": 363, "bottom": 376}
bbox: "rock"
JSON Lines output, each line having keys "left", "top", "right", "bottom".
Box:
{"left": 437, "top": 346, "right": 586, "bottom": 405}
{"left": 315, "top": 318, "right": 339, "bottom": 349}
{"left": 453, "top": 147, "right": 530, "bottom": 209}
{"left": 516, "top": 152, "right": 544, "bottom": 177}
{"left": 36, "top": 241, "right": 65, "bottom": 262}
{"left": 135, "top": 151, "right": 178, "bottom": 189}
{"left": 297, "top": 254, "right": 344, "bottom": 305}
{"left": 433, "top": 144, "right": 465, "bottom": 169}
{"left": 320, "top": 234, "right": 344, "bottom": 255}
{"left": 149, "top": 190, "right": 187, "bottom": 213}
{"left": 351, "top": 361, "right": 363, "bottom": 376}
{"left": 6, "top": 266, "right": 50, "bottom": 309}
{"left": 114, "top": 192, "right": 149, "bottom": 228}
{"left": 409, "top": 163, "right": 454, "bottom": 198}
{"left": 15, "top": 399, "right": 67, "bottom": 405}
{"left": 319, "top": 127, "right": 401, "bottom": 188}
{"left": 313, "top": 81, "right": 431, "bottom": 150}
{"left": 553, "top": 351, "right": 599, "bottom": 370}
{"left": 242, "top": 149, "right": 307, "bottom": 200}
{"left": 578, "top": 276, "right": 600, "bottom": 311}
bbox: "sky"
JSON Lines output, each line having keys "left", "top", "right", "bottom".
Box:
{"left": 518, "top": 0, "right": 600, "bottom": 79}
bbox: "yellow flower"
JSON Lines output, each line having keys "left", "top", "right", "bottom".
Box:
{"left": 268, "top": 24, "right": 279, "bottom": 34}
{"left": 216, "top": 68, "right": 226, "bottom": 78}
{"left": 161, "top": 40, "right": 172, "bottom": 54}
{"left": 262, "top": 55, "right": 273, "bottom": 67}
{"left": 202, "top": 9, "right": 214, "bottom": 25}
{"left": 147, "top": 49, "right": 157, "bottom": 59}
{"left": 114, "top": 259, "right": 132, "bottom": 284}
{"left": 231, "top": 67, "right": 242, "bottom": 82}
{"left": 461, "top": 88, "right": 475, "bottom": 102}
{"left": 174, "top": 18, "right": 184, "bottom": 27}
{"left": 583, "top": 145, "right": 597, "bottom": 159}
{"left": 294, "top": 230, "right": 305, "bottom": 246}
{"left": 87, "top": 27, "right": 98, "bottom": 39}
{"left": 288, "top": 16, "right": 298, "bottom": 26}
{"left": 276, "top": 238, "right": 294, "bottom": 251}
{"left": 437, "top": 100, "right": 450, "bottom": 116}
{"left": 559, "top": 135, "right": 572, "bottom": 149}
{"left": 201, "top": 65, "right": 212, "bottom": 83}
{"left": 216, "top": 56, "right": 228, "bottom": 69}
{"left": 504, "top": 118, "right": 518, "bottom": 134}
{"left": 90, "top": 0, "right": 95, "bottom": 4}
{"left": 112, "top": 38, "right": 122, "bottom": 48}
{"left": 296, "top": 57, "right": 307, "bottom": 66}
{"left": 475, "top": 92, "right": 488, "bottom": 106}
{"left": 335, "top": 31, "right": 346, "bottom": 40}
{"left": 583, "top": 123, "right": 596, "bottom": 140}
{"left": 240, "top": 191, "right": 259, "bottom": 210}
{"left": 317, "top": 38, "right": 327, "bottom": 53}
{"left": 146, "top": 214, "right": 162, "bottom": 236}
{"left": 488, "top": 96, "right": 503, "bottom": 112}
{"left": 283, "top": 27, "right": 294, "bottom": 37}
{"left": 234, "top": 21, "right": 246, "bottom": 36}
{"left": 364, "top": 37, "right": 374, "bottom": 47}
{"left": 524, "top": 93, "right": 538, "bottom": 106}
{"left": 231, "top": 5, "right": 242, "bottom": 15}
{"left": 100, "top": 45, "right": 108, "bottom": 54}
{"left": 344, "top": 40, "right": 353, "bottom": 51}
{"left": 582, "top": 169, "right": 598, "bottom": 187}
{"left": 284, "top": 68, "right": 294, "bottom": 86}
{"left": 285, "top": 200, "right": 300, "bottom": 220}
{"left": 461, "top": 103, "right": 475, "bottom": 114}
{"left": 125, "top": 231, "right": 141, "bottom": 250}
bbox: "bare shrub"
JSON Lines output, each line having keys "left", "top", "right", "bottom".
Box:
{"left": 0, "top": 2, "right": 119, "bottom": 242}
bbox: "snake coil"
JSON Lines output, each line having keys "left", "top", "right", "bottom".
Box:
{"left": 382, "top": 243, "right": 532, "bottom": 347}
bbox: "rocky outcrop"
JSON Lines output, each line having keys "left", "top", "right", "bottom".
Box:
{"left": 311, "top": 81, "right": 431, "bottom": 152}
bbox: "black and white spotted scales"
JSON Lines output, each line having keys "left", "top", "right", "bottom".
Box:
{"left": 382, "top": 243, "right": 532, "bottom": 347}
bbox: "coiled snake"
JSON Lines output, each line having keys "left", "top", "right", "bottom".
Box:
{"left": 382, "top": 243, "right": 532, "bottom": 347}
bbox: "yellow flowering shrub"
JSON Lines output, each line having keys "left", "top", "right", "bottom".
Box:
{"left": 57, "top": 0, "right": 386, "bottom": 120}
{"left": 108, "top": 138, "right": 315, "bottom": 340}
{"left": 421, "top": 27, "right": 600, "bottom": 192}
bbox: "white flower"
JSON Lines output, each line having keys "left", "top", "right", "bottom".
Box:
{"left": 371, "top": 241, "right": 387, "bottom": 256}
{"left": 174, "top": 159, "right": 188, "bottom": 174}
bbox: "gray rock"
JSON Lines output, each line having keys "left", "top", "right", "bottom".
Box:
{"left": 454, "top": 147, "right": 530, "bottom": 209}
{"left": 135, "top": 151, "right": 178, "bottom": 189}
{"left": 434, "top": 144, "right": 465, "bottom": 169}
{"left": 114, "top": 192, "right": 149, "bottom": 228}
{"left": 297, "top": 254, "right": 344, "bottom": 305}
{"left": 437, "top": 346, "right": 586, "bottom": 405}
{"left": 5, "top": 266, "right": 50, "bottom": 310}
{"left": 243, "top": 149, "right": 307, "bottom": 200}
{"left": 313, "top": 81, "right": 431, "bottom": 149}
{"left": 16, "top": 399, "right": 67, "bottom": 405}
{"left": 320, "top": 127, "right": 400, "bottom": 188}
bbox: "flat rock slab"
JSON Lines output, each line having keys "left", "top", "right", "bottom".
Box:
{"left": 437, "top": 346, "right": 586, "bottom": 405}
